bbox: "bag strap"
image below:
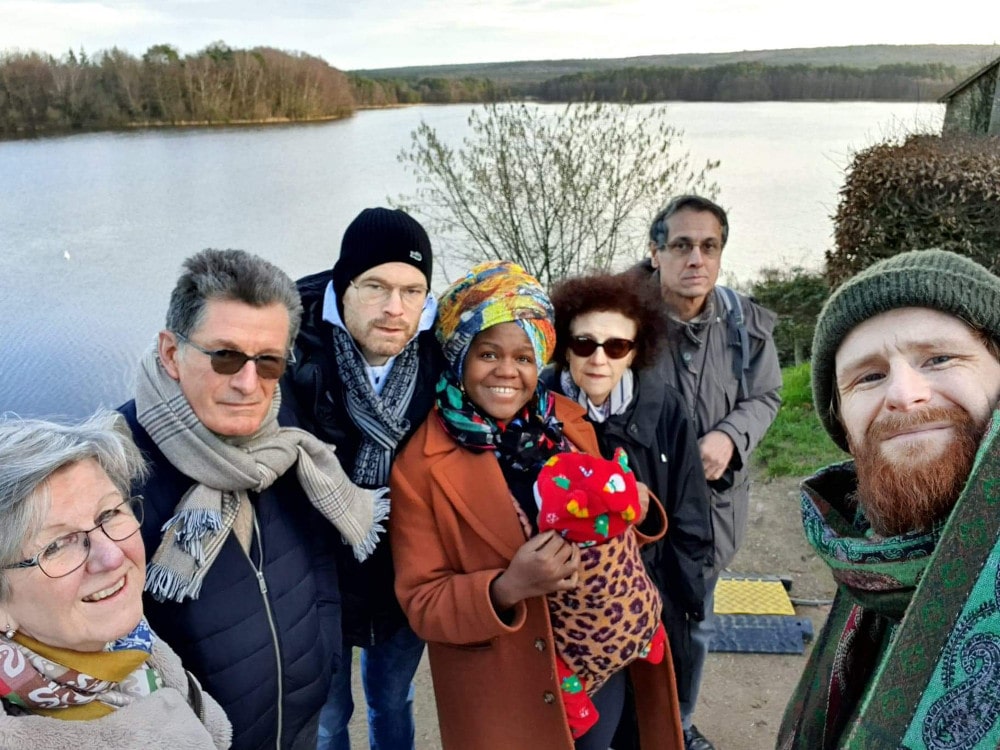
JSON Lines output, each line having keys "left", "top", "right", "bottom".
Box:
{"left": 716, "top": 286, "right": 749, "bottom": 400}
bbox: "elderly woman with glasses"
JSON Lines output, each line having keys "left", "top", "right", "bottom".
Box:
{"left": 544, "top": 272, "right": 715, "bottom": 732}
{"left": 0, "top": 412, "right": 231, "bottom": 749}
{"left": 389, "top": 261, "right": 685, "bottom": 750}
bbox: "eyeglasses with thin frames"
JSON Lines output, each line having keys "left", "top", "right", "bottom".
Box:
{"left": 2, "top": 497, "right": 144, "bottom": 579}
{"left": 567, "top": 336, "right": 636, "bottom": 360}
{"left": 349, "top": 279, "right": 428, "bottom": 310}
{"left": 174, "top": 331, "right": 293, "bottom": 379}
{"left": 658, "top": 239, "right": 723, "bottom": 259}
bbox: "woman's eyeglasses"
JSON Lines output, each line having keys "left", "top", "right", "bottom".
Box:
{"left": 2, "top": 497, "right": 144, "bottom": 579}
{"left": 174, "top": 331, "right": 293, "bottom": 379}
{"left": 567, "top": 336, "right": 636, "bottom": 360}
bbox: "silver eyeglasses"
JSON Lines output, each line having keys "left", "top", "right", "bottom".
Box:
{"left": 349, "top": 280, "right": 428, "bottom": 310}
{"left": 2, "top": 497, "right": 144, "bottom": 578}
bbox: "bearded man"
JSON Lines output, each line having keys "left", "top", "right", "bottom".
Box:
{"left": 778, "top": 249, "right": 1000, "bottom": 750}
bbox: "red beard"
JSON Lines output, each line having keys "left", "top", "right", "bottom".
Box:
{"left": 848, "top": 406, "right": 985, "bottom": 536}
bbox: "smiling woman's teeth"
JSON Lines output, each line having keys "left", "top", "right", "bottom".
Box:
{"left": 489, "top": 387, "right": 515, "bottom": 395}
{"left": 83, "top": 577, "right": 125, "bottom": 602}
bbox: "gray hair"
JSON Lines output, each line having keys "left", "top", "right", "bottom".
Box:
{"left": 649, "top": 194, "right": 730, "bottom": 249}
{"left": 164, "top": 249, "right": 304, "bottom": 348}
{"left": 0, "top": 411, "right": 147, "bottom": 601}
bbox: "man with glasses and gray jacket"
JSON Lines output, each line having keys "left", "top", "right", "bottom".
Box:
{"left": 633, "top": 195, "right": 782, "bottom": 750}
{"left": 283, "top": 208, "right": 444, "bottom": 750}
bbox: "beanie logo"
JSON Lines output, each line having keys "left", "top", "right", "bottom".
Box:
{"left": 410, "top": 250, "right": 423, "bottom": 262}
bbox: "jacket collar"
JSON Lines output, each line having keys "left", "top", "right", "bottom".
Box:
{"left": 417, "top": 395, "right": 599, "bottom": 560}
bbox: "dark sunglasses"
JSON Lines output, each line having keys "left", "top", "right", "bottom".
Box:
{"left": 567, "top": 336, "right": 636, "bottom": 360}
{"left": 174, "top": 332, "right": 293, "bottom": 379}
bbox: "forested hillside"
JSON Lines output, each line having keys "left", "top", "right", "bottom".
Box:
{"left": 0, "top": 42, "right": 353, "bottom": 136}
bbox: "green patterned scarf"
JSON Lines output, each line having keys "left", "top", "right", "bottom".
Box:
{"left": 779, "top": 413, "right": 1000, "bottom": 749}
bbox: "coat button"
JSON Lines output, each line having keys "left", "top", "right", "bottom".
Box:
{"left": 534, "top": 638, "right": 546, "bottom": 652}
{"left": 543, "top": 691, "right": 556, "bottom": 704}
{"left": 682, "top": 351, "right": 692, "bottom": 363}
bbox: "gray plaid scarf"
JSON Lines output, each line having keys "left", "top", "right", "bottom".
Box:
{"left": 135, "top": 346, "right": 389, "bottom": 603}
{"left": 330, "top": 325, "right": 419, "bottom": 486}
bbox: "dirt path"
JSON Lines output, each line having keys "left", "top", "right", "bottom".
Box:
{"left": 348, "top": 473, "right": 837, "bottom": 749}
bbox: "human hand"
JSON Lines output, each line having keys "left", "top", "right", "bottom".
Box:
{"left": 489, "top": 530, "right": 580, "bottom": 611}
{"left": 699, "top": 430, "right": 735, "bottom": 481}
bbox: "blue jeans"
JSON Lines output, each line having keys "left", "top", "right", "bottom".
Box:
{"left": 680, "top": 574, "right": 717, "bottom": 730}
{"left": 316, "top": 624, "right": 425, "bottom": 750}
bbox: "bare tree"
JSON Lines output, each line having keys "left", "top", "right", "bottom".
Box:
{"left": 396, "top": 101, "right": 719, "bottom": 285}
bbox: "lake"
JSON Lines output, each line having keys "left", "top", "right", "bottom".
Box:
{"left": 0, "top": 101, "right": 942, "bottom": 418}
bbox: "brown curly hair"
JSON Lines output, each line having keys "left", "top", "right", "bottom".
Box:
{"left": 550, "top": 271, "right": 667, "bottom": 371}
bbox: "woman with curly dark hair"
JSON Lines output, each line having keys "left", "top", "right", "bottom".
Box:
{"left": 545, "top": 272, "right": 714, "bottom": 742}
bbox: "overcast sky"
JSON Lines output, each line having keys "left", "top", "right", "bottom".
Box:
{"left": 2, "top": 0, "right": 998, "bottom": 70}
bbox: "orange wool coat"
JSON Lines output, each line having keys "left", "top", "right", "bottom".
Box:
{"left": 389, "top": 395, "right": 684, "bottom": 750}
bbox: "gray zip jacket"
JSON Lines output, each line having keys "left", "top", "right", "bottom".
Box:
{"left": 636, "top": 262, "right": 782, "bottom": 573}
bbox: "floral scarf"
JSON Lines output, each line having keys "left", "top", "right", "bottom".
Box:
{"left": 0, "top": 619, "right": 161, "bottom": 720}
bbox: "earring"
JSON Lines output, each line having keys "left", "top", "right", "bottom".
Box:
{"left": 4, "top": 625, "right": 13, "bottom": 639}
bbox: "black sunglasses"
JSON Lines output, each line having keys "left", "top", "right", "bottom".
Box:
{"left": 174, "top": 332, "right": 292, "bottom": 379}
{"left": 567, "top": 336, "right": 636, "bottom": 360}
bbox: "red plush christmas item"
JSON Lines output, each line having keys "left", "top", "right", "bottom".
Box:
{"left": 534, "top": 449, "right": 666, "bottom": 738}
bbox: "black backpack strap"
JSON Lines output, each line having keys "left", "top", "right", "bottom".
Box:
{"left": 717, "top": 286, "right": 749, "bottom": 400}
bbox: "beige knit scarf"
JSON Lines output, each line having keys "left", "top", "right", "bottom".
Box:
{"left": 135, "top": 347, "right": 389, "bottom": 603}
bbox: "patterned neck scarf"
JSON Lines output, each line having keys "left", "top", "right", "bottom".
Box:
{"left": 434, "top": 368, "right": 567, "bottom": 458}
{"left": 779, "top": 461, "right": 944, "bottom": 749}
{"left": 0, "top": 619, "right": 160, "bottom": 720}
{"left": 323, "top": 281, "right": 437, "bottom": 487}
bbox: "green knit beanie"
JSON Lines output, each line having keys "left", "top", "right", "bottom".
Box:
{"left": 812, "top": 249, "right": 1000, "bottom": 451}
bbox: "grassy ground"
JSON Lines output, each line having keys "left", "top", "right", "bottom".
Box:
{"left": 753, "top": 362, "right": 848, "bottom": 479}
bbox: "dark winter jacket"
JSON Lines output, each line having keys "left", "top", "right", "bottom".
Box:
{"left": 281, "top": 269, "right": 444, "bottom": 646}
{"left": 120, "top": 401, "right": 342, "bottom": 750}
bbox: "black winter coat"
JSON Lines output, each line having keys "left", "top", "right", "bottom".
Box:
{"left": 281, "top": 269, "right": 444, "bottom": 646}
{"left": 121, "top": 401, "right": 341, "bottom": 750}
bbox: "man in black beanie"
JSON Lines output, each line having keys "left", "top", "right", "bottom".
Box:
{"left": 779, "top": 249, "right": 1000, "bottom": 749}
{"left": 283, "top": 207, "right": 443, "bottom": 750}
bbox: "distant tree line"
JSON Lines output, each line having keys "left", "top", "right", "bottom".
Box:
{"left": 0, "top": 44, "right": 971, "bottom": 138}
{"left": 350, "top": 75, "right": 509, "bottom": 106}
{"left": 532, "top": 62, "right": 961, "bottom": 102}
{"left": 0, "top": 42, "right": 354, "bottom": 136}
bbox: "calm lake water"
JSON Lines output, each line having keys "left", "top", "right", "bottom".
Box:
{"left": 0, "top": 101, "right": 942, "bottom": 418}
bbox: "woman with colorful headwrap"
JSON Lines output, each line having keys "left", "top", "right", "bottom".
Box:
{"left": 389, "top": 261, "right": 684, "bottom": 750}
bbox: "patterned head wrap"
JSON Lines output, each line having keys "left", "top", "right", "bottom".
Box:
{"left": 435, "top": 261, "right": 556, "bottom": 379}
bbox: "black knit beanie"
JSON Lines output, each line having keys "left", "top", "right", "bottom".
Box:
{"left": 332, "top": 208, "right": 433, "bottom": 304}
{"left": 812, "top": 249, "right": 1000, "bottom": 451}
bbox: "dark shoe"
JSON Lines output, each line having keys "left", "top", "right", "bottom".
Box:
{"left": 684, "top": 724, "right": 716, "bottom": 750}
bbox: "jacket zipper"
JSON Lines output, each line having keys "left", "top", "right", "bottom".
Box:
{"left": 243, "top": 509, "right": 284, "bottom": 750}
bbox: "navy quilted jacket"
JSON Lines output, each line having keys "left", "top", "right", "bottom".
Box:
{"left": 120, "top": 401, "right": 341, "bottom": 750}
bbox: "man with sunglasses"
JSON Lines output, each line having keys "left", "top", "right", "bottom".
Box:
{"left": 283, "top": 208, "right": 443, "bottom": 750}
{"left": 119, "top": 248, "right": 383, "bottom": 749}
{"left": 634, "top": 195, "right": 781, "bottom": 750}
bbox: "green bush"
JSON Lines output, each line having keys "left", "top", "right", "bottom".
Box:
{"left": 750, "top": 266, "right": 829, "bottom": 367}
{"left": 828, "top": 133, "right": 1000, "bottom": 286}
{"left": 753, "top": 363, "right": 846, "bottom": 479}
